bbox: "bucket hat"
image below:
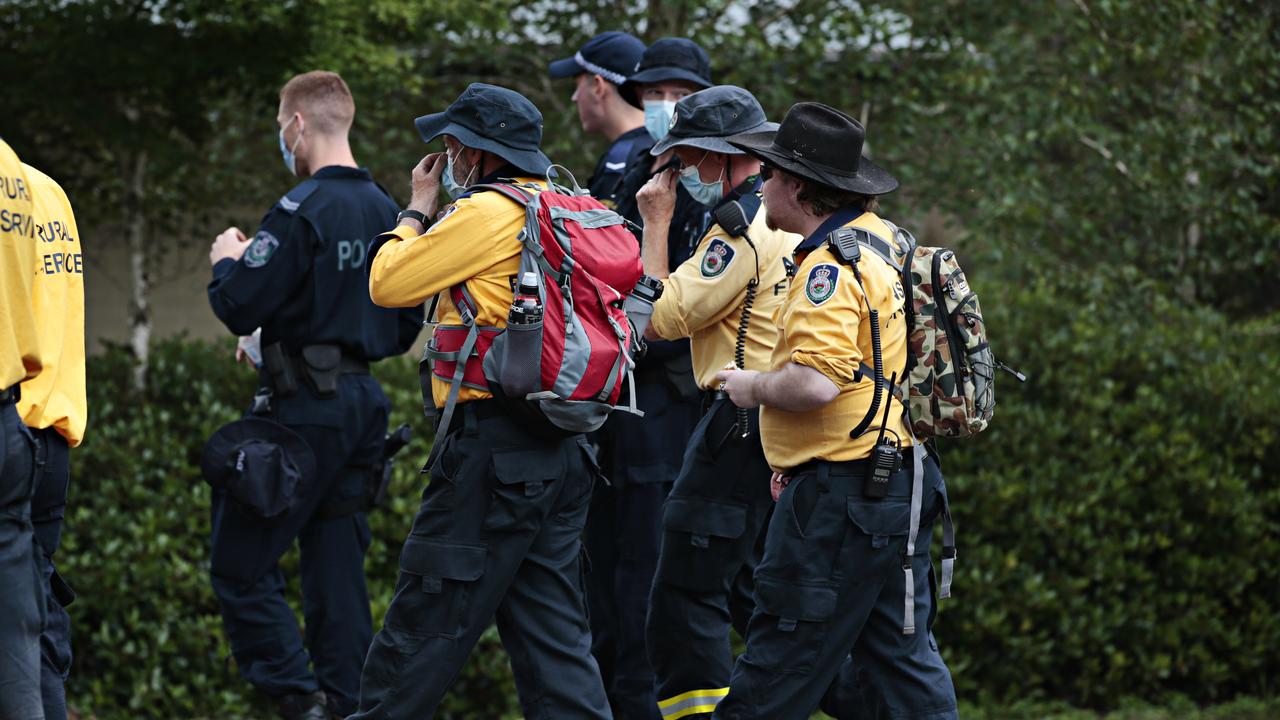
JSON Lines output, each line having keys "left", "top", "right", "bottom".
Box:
{"left": 414, "top": 83, "right": 552, "bottom": 176}
{"left": 650, "top": 85, "right": 777, "bottom": 156}
{"left": 619, "top": 38, "right": 713, "bottom": 109}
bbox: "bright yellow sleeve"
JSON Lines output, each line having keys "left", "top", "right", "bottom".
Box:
{"left": 651, "top": 228, "right": 756, "bottom": 340}
{"left": 368, "top": 197, "right": 517, "bottom": 308}
{"left": 17, "top": 164, "right": 87, "bottom": 446}
{"left": 784, "top": 258, "right": 864, "bottom": 389}
{"left": 0, "top": 140, "right": 41, "bottom": 387}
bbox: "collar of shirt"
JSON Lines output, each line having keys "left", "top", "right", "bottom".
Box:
{"left": 310, "top": 166, "right": 373, "bottom": 181}
{"left": 795, "top": 204, "right": 866, "bottom": 254}
{"left": 457, "top": 163, "right": 526, "bottom": 199}
{"left": 713, "top": 176, "right": 763, "bottom": 223}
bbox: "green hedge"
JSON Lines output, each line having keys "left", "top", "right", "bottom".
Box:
{"left": 66, "top": 341, "right": 519, "bottom": 718}
{"left": 62, "top": 267, "right": 1279, "bottom": 717}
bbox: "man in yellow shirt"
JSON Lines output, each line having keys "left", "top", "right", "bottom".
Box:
{"left": 714, "top": 104, "right": 958, "bottom": 719}
{"left": 17, "top": 163, "right": 85, "bottom": 720}
{"left": 629, "top": 85, "right": 799, "bottom": 720}
{"left": 351, "top": 83, "right": 610, "bottom": 720}
{"left": 0, "top": 137, "right": 45, "bottom": 719}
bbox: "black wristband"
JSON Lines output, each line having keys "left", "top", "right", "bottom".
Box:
{"left": 396, "top": 209, "right": 428, "bottom": 227}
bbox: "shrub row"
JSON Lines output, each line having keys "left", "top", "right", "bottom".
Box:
{"left": 61, "top": 265, "right": 1279, "bottom": 716}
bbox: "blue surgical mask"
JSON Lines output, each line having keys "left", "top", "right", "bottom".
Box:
{"left": 442, "top": 150, "right": 477, "bottom": 200}
{"left": 679, "top": 156, "right": 724, "bottom": 207}
{"left": 643, "top": 100, "right": 677, "bottom": 142}
{"left": 278, "top": 115, "right": 302, "bottom": 176}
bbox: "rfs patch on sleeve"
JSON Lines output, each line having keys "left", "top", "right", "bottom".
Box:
{"left": 805, "top": 263, "right": 839, "bottom": 305}
{"left": 700, "top": 239, "right": 735, "bottom": 278}
{"left": 243, "top": 230, "right": 280, "bottom": 268}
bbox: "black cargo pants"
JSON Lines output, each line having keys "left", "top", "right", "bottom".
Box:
{"left": 714, "top": 449, "right": 958, "bottom": 720}
{"left": 646, "top": 398, "right": 773, "bottom": 719}
{"left": 352, "top": 400, "right": 611, "bottom": 720}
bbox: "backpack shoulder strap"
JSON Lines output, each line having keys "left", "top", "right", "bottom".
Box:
{"left": 469, "top": 182, "right": 536, "bottom": 206}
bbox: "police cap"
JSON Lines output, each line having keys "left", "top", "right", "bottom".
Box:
{"left": 414, "top": 83, "right": 553, "bottom": 176}
{"left": 548, "top": 31, "right": 647, "bottom": 86}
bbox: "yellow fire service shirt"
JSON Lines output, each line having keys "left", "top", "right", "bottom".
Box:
{"left": 368, "top": 178, "right": 548, "bottom": 408}
{"left": 650, "top": 200, "right": 800, "bottom": 390}
{"left": 759, "top": 211, "right": 914, "bottom": 473}
{"left": 17, "top": 164, "right": 86, "bottom": 446}
{"left": 0, "top": 139, "right": 41, "bottom": 389}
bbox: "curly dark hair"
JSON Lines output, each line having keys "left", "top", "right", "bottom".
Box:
{"left": 795, "top": 178, "right": 879, "bottom": 217}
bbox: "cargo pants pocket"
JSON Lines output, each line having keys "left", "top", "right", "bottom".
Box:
{"left": 749, "top": 574, "right": 838, "bottom": 674}
{"left": 484, "top": 447, "right": 565, "bottom": 532}
{"left": 656, "top": 497, "right": 749, "bottom": 593}
{"left": 385, "top": 535, "right": 487, "bottom": 641}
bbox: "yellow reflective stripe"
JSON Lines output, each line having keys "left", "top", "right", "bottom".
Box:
{"left": 658, "top": 687, "right": 730, "bottom": 719}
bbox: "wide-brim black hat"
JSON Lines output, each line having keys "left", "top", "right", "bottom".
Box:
{"left": 650, "top": 85, "right": 778, "bottom": 156}
{"left": 415, "top": 83, "right": 553, "bottom": 176}
{"left": 201, "top": 418, "right": 316, "bottom": 492}
{"left": 619, "top": 38, "right": 713, "bottom": 109}
{"left": 727, "top": 102, "right": 898, "bottom": 195}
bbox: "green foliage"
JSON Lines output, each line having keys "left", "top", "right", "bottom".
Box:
{"left": 933, "top": 265, "right": 1280, "bottom": 707}
{"left": 63, "top": 286, "right": 1280, "bottom": 716}
{"left": 65, "top": 337, "right": 519, "bottom": 718}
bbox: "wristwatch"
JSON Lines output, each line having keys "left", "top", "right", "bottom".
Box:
{"left": 396, "top": 209, "right": 428, "bottom": 228}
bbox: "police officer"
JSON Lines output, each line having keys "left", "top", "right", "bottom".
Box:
{"left": 1, "top": 137, "right": 46, "bottom": 720}
{"left": 548, "top": 31, "right": 650, "bottom": 207}
{"left": 585, "top": 37, "right": 715, "bottom": 720}
{"left": 629, "top": 86, "right": 801, "bottom": 720}
{"left": 714, "top": 104, "right": 958, "bottom": 719}
{"left": 16, "top": 161, "right": 85, "bottom": 720}
{"left": 206, "top": 71, "right": 422, "bottom": 720}
{"left": 351, "top": 83, "right": 610, "bottom": 720}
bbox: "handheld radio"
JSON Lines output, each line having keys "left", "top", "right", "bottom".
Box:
{"left": 711, "top": 199, "right": 760, "bottom": 439}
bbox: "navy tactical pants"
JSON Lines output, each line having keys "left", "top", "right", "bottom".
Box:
{"left": 714, "top": 450, "right": 958, "bottom": 720}
{"left": 31, "top": 427, "right": 72, "bottom": 720}
{"left": 0, "top": 400, "right": 43, "bottom": 720}
{"left": 586, "top": 370, "right": 701, "bottom": 720}
{"left": 210, "top": 375, "right": 388, "bottom": 716}
{"left": 352, "top": 400, "right": 610, "bottom": 719}
{"left": 646, "top": 399, "right": 773, "bottom": 719}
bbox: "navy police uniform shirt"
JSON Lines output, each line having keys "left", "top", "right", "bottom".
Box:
{"left": 613, "top": 155, "right": 709, "bottom": 361}
{"left": 208, "top": 166, "right": 423, "bottom": 360}
{"left": 587, "top": 127, "right": 654, "bottom": 210}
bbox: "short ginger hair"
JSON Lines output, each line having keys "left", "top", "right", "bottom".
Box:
{"left": 279, "top": 71, "right": 355, "bottom": 135}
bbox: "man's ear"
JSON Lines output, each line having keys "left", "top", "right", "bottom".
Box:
{"left": 593, "top": 74, "right": 612, "bottom": 98}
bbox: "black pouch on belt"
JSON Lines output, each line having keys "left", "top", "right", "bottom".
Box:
{"left": 300, "top": 345, "right": 341, "bottom": 397}
{"left": 261, "top": 342, "right": 299, "bottom": 397}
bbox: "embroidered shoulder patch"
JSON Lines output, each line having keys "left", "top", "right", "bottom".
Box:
{"left": 805, "top": 263, "right": 839, "bottom": 305}
{"left": 243, "top": 230, "right": 280, "bottom": 268}
{"left": 700, "top": 238, "right": 735, "bottom": 278}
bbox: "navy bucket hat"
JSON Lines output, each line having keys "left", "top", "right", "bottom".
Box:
{"left": 548, "top": 31, "right": 647, "bottom": 86}
{"left": 650, "top": 85, "right": 778, "bottom": 156}
{"left": 201, "top": 417, "right": 317, "bottom": 522}
{"left": 619, "top": 38, "right": 713, "bottom": 109}
{"left": 414, "top": 83, "right": 552, "bottom": 176}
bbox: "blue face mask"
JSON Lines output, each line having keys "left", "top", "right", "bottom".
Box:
{"left": 679, "top": 154, "right": 724, "bottom": 207}
{"left": 643, "top": 100, "right": 677, "bottom": 142}
{"left": 442, "top": 150, "right": 477, "bottom": 200}
{"left": 278, "top": 115, "right": 302, "bottom": 176}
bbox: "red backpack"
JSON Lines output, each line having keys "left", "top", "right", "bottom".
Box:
{"left": 422, "top": 182, "right": 645, "bottom": 435}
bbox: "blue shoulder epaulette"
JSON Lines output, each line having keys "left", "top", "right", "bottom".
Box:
{"left": 602, "top": 136, "right": 638, "bottom": 174}
{"left": 277, "top": 178, "right": 320, "bottom": 215}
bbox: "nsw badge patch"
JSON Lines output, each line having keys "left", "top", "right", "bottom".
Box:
{"left": 805, "top": 263, "right": 839, "bottom": 305}
{"left": 243, "top": 230, "right": 280, "bottom": 268}
{"left": 700, "top": 238, "right": 735, "bottom": 278}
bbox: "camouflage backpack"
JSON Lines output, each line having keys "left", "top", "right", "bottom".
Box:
{"left": 848, "top": 220, "right": 1024, "bottom": 439}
